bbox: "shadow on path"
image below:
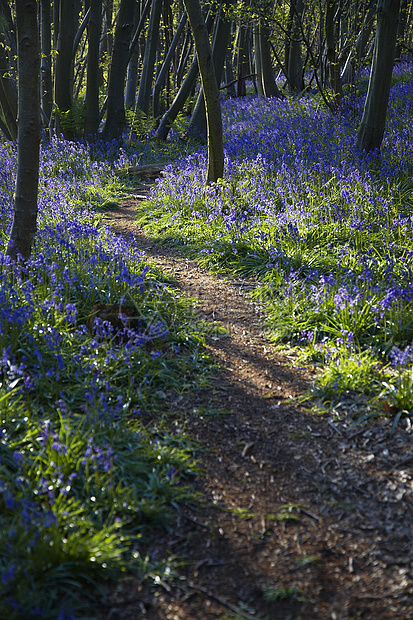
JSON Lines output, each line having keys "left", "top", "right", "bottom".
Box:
{"left": 103, "top": 190, "right": 413, "bottom": 620}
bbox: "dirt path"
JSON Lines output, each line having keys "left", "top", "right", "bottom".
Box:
{"left": 103, "top": 185, "right": 413, "bottom": 619}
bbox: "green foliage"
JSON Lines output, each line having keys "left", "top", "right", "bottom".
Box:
{"left": 314, "top": 346, "right": 380, "bottom": 402}
{"left": 126, "top": 106, "right": 156, "bottom": 139}
{"left": 171, "top": 111, "right": 191, "bottom": 137}
{"left": 0, "top": 140, "right": 215, "bottom": 618}
{"left": 135, "top": 66, "right": 413, "bottom": 434}
{"left": 56, "top": 99, "right": 86, "bottom": 135}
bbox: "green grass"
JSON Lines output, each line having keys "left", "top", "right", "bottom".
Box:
{"left": 0, "top": 141, "right": 216, "bottom": 618}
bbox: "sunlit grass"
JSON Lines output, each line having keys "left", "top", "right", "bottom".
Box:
{"left": 137, "top": 64, "right": 413, "bottom": 429}
{"left": 0, "top": 137, "right": 212, "bottom": 618}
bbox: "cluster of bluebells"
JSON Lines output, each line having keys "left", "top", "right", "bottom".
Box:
{"left": 0, "top": 133, "right": 197, "bottom": 618}
{"left": 148, "top": 62, "right": 413, "bottom": 354}
{"left": 0, "top": 133, "right": 177, "bottom": 414}
{"left": 1, "top": 61, "right": 413, "bottom": 617}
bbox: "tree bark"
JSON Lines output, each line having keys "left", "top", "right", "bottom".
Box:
{"left": 235, "top": 23, "right": 249, "bottom": 96}
{"left": 255, "top": 23, "right": 282, "bottom": 98}
{"left": 136, "top": 0, "right": 163, "bottom": 116}
{"left": 188, "top": 3, "right": 233, "bottom": 137}
{"left": 287, "top": 0, "right": 305, "bottom": 92}
{"left": 224, "top": 46, "right": 236, "bottom": 97}
{"left": 153, "top": 11, "right": 187, "bottom": 118}
{"left": 341, "top": 0, "right": 376, "bottom": 85}
{"left": 54, "top": 0, "right": 80, "bottom": 139}
{"left": 154, "top": 11, "right": 213, "bottom": 140}
{"left": 7, "top": 0, "right": 40, "bottom": 260}
{"left": 0, "top": 1, "right": 17, "bottom": 139}
{"left": 102, "top": 0, "right": 135, "bottom": 139}
{"left": 40, "top": 0, "right": 53, "bottom": 124}
{"left": 325, "top": 0, "right": 342, "bottom": 104}
{"left": 356, "top": 0, "right": 400, "bottom": 153}
{"left": 125, "top": 1, "right": 141, "bottom": 111}
{"left": 85, "top": 0, "right": 103, "bottom": 136}
{"left": 155, "top": 55, "right": 199, "bottom": 140}
{"left": 395, "top": 0, "right": 408, "bottom": 59}
{"left": 182, "top": 0, "right": 224, "bottom": 182}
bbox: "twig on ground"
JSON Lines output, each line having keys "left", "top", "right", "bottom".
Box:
{"left": 187, "top": 581, "right": 258, "bottom": 620}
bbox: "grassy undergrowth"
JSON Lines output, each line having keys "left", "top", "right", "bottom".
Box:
{"left": 137, "top": 62, "right": 413, "bottom": 431}
{"left": 0, "top": 139, "right": 213, "bottom": 618}
{"left": 2, "top": 63, "right": 413, "bottom": 618}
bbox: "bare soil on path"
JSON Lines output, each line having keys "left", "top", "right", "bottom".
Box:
{"left": 103, "top": 184, "right": 413, "bottom": 620}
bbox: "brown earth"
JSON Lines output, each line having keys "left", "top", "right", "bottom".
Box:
{"left": 102, "top": 182, "right": 413, "bottom": 620}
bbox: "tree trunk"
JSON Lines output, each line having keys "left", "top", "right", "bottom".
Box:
{"left": 356, "top": 0, "right": 400, "bottom": 153}
{"left": 102, "top": 0, "right": 135, "bottom": 139}
{"left": 395, "top": 0, "right": 408, "bottom": 59}
{"left": 176, "top": 27, "right": 192, "bottom": 86}
{"left": 235, "top": 23, "right": 249, "bottom": 96}
{"left": 182, "top": 0, "right": 224, "bottom": 183}
{"left": 85, "top": 0, "right": 103, "bottom": 136}
{"left": 254, "top": 24, "right": 264, "bottom": 96}
{"left": 155, "top": 55, "right": 199, "bottom": 140}
{"left": 340, "top": 0, "right": 376, "bottom": 85}
{"left": 287, "top": 0, "right": 305, "bottom": 92}
{"left": 154, "top": 11, "right": 213, "bottom": 140}
{"left": 0, "top": 2, "right": 17, "bottom": 139}
{"left": 224, "top": 45, "right": 236, "bottom": 97}
{"left": 7, "top": 0, "right": 40, "bottom": 260}
{"left": 0, "top": 76, "right": 17, "bottom": 141}
{"left": 40, "top": 0, "right": 53, "bottom": 124}
{"left": 188, "top": 3, "right": 233, "bottom": 137}
{"left": 54, "top": 0, "right": 80, "bottom": 139}
{"left": 325, "top": 0, "right": 342, "bottom": 104}
{"left": 153, "top": 11, "right": 187, "bottom": 118}
{"left": 125, "top": 0, "right": 153, "bottom": 109}
{"left": 256, "top": 23, "right": 283, "bottom": 98}
{"left": 125, "top": 1, "right": 141, "bottom": 111}
{"left": 136, "top": 0, "right": 163, "bottom": 116}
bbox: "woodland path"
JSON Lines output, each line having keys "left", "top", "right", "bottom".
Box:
{"left": 103, "top": 182, "right": 413, "bottom": 620}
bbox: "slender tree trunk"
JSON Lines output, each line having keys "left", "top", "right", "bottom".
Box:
{"left": 154, "top": 11, "right": 213, "bottom": 140}
{"left": 256, "top": 23, "right": 283, "bottom": 98}
{"left": 189, "top": 3, "right": 233, "bottom": 137}
{"left": 153, "top": 11, "right": 187, "bottom": 118}
{"left": 325, "top": 0, "right": 342, "bottom": 104}
{"left": 54, "top": 0, "right": 80, "bottom": 139}
{"left": 356, "top": 0, "right": 400, "bottom": 152}
{"left": 288, "top": 0, "right": 305, "bottom": 92}
{"left": 155, "top": 55, "right": 199, "bottom": 140}
{"left": 85, "top": 0, "right": 103, "bottom": 136}
{"left": 182, "top": 0, "right": 224, "bottom": 183}
{"left": 125, "top": 44, "right": 140, "bottom": 109}
{"left": 0, "top": 77, "right": 17, "bottom": 140}
{"left": 98, "top": 1, "right": 112, "bottom": 87}
{"left": 224, "top": 46, "right": 236, "bottom": 97}
{"left": 125, "top": 0, "right": 153, "bottom": 108}
{"left": 356, "top": 0, "right": 377, "bottom": 61}
{"left": 0, "top": 2, "right": 17, "bottom": 139}
{"left": 235, "top": 23, "right": 249, "bottom": 96}
{"left": 395, "top": 0, "right": 408, "bottom": 59}
{"left": 102, "top": 0, "right": 135, "bottom": 139}
{"left": 40, "top": 0, "right": 53, "bottom": 124}
{"left": 136, "top": 0, "right": 163, "bottom": 115}
{"left": 125, "top": 1, "right": 141, "bottom": 110}
{"left": 7, "top": 0, "right": 40, "bottom": 260}
{"left": 176, "top": 28, "right": 192, "bottom": 86}
{"left": 341, "top": 0, "right": 376, "bottom": 85}
{"left": 254, "top": 24, "right": 264, "bottom": 96}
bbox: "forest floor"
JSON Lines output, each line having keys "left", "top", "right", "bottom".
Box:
{"left": 102, "top": 183, "right": 413, "bottom": 620}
